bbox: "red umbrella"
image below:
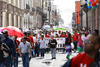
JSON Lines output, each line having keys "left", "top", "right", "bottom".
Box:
{"left": 7, "top": 26, "right": 24, "bottom": 38}
{"left": 2, "top": 26, "right": 24, "bottom": 38}
{"left": 1, "top": 28, "right": 15, "bottom": 36}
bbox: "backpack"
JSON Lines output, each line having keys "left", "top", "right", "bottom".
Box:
{"left": 1, "top": 43, "right": 10, "bottom": 58}
{"left": 0, "top": 49, "right": 4, "bottom": 62}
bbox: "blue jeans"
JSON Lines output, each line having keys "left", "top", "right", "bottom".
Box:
{"left": 40, "top": 48, "right": 45, "bottom": 57}
{"left": 0, "top": 63, "right": 3, "bottom": 67}
{"left": 14, "top": 53, "right": 18, "bottom": 67}
{"left": 22, "top": 53, "right": 29, "bottom": 67}
{"left": 2, "top": 56, "right": 12, "bottom": 67}
{"left": 51, "top": 48, "right": 56, "bottom": 58}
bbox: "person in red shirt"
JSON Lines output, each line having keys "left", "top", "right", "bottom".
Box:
{"left": 62, "top": 34, "right": 100, "bottom": 67}
{"left": 45, "top": 33, "right": 50, "bottom": 38}
{"left": 71, "top": 34, "right": 100, "bottom": 67}
{"left": 27, "top": 32, "right": 34, "bottom": 48}
{"left": 21, "top": 32, "right": 31, "bottom": 45}
{"left": 60, "top": 32, "right": 66, "bottom": 37}
{"left": 72, "top": 31, "right": 79, "bottom": 52}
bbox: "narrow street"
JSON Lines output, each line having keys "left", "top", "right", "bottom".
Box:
{"left": 0, "top": 0, "right": 100, "bottom": 67}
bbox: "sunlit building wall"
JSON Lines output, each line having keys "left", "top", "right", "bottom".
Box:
{"left": 81, "top": 0, "right": 100, "bottom": 31}
{"left": 0, "top": 0, "right": 23, "bottom": 28}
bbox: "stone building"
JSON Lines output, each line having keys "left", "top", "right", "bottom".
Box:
{"left": 0, "top": 0, "right": 23, "bottom": 28}
{"left": 80, "top": 0, "right": 100, "bottom": 32}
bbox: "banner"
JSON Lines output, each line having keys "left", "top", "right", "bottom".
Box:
{"left": 45, "top": 38, "right": 65, "bottom": 48}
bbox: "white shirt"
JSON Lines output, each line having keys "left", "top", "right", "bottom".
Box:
{"left": 81, "top": 34, "right": 86, "bottom": 42}
{"left": 39, "top": 39, "right": 46, "bottom": 49}
{"left": 19, "top": 41, "right": 31, "bottom": 53}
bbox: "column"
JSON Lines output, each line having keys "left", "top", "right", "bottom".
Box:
{"left": 20, "top": 16, "right": 22, "bottom": 28}
{"left": 3, "top": 0, "right": 6, "bottom": 2}
{"left": 18, "top": 0, "right": 20, "bottom": 8}
{"left": 18, "top": 16, "right": 20, "bottom": 28}
{"left": 14, "top": 14, "right": 17, "bottom": 27}
{"left": 13, "top": 0, "right": 16, "bottom": 6}
{"left": 21, "top": 16, "right": 24, "bottom": 28}
{"left": 2, "top": 12, "right": 6, "bottom": 27}
{"left": 8, "top": 0, "right": 11, "bottom": 3}
{"left": 9, "top": 13, "right": 12, "bottom": 26}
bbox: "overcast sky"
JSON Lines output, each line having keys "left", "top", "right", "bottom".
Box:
{"left": 53, "top": 0, "right": 79, "bottom": 27}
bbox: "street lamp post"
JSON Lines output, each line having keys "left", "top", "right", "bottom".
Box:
{"left": 48, "top": 0, "right": 51, "bottom": 25}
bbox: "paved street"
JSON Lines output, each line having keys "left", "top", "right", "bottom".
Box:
{"left": 18, "top": 52, "right": 78, "bottom": 67}
{"left": 18, "top": 53, "right": 67, "bottom": 67}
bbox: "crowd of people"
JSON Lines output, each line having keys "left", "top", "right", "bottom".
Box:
{"left": 62, "top": 29, "right": 100, "bottom": 67}
{"left": 0, "top": 29, "right": 100, "bottom": 67}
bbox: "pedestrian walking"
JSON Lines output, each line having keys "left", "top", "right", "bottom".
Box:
{"left": 39, "top": 35, "right": 46, "bottom": 58}
{"left": 72, "top": 31, "right": 78, "bottom": 52}
{"left": 48, "top": 36, "right": 57, "bottom": 59}
{"left": 1, "top": 30, "right": 16, "bottom": 67}
{"left": 33, "top": 34, "right": 40, "bottom": 57}
{"left": 0, "top": 36, "right": 4, "bottom": 67}
{"left": 65, "top": 33, "right": 72, "bottom": 59}
{"left": 77, "top": 33, "right": 83, "bottom": 52}
{"left": 13, "top": 36, "right": 20, "bottom": 67}
{"left": 19, "top": 37, "right": 32, "bottom": 67}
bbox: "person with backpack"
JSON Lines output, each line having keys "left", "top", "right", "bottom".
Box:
{"left": 0, "top": 36, "right": 4, "bottom": 66}
{"left": 1, "top": 30, "right": 16, "bottom": 67}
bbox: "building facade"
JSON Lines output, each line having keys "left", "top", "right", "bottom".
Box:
{"left": 22, "top": 0, "right": 35, "bottom": 30}
{"left": 0, "top": 0, "right": 23, "bottom": 28}
{"left": 80, "top": 0, "right": 100, "bottom": 32}
{"left": 0, "top": 0, "right": 59, "bottom": 30}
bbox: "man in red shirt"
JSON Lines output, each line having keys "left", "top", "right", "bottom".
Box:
{"left": 63, "top": 34, "right": 100, "bottom": 67}
{"left": 27, "top": 32, "right": 34, "bottom": 48}
{"left": 72, "top": 31, "right": 79, "bottom": 51}
{"left": 71, "top": 34, "right": 100, "bottom": 67}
